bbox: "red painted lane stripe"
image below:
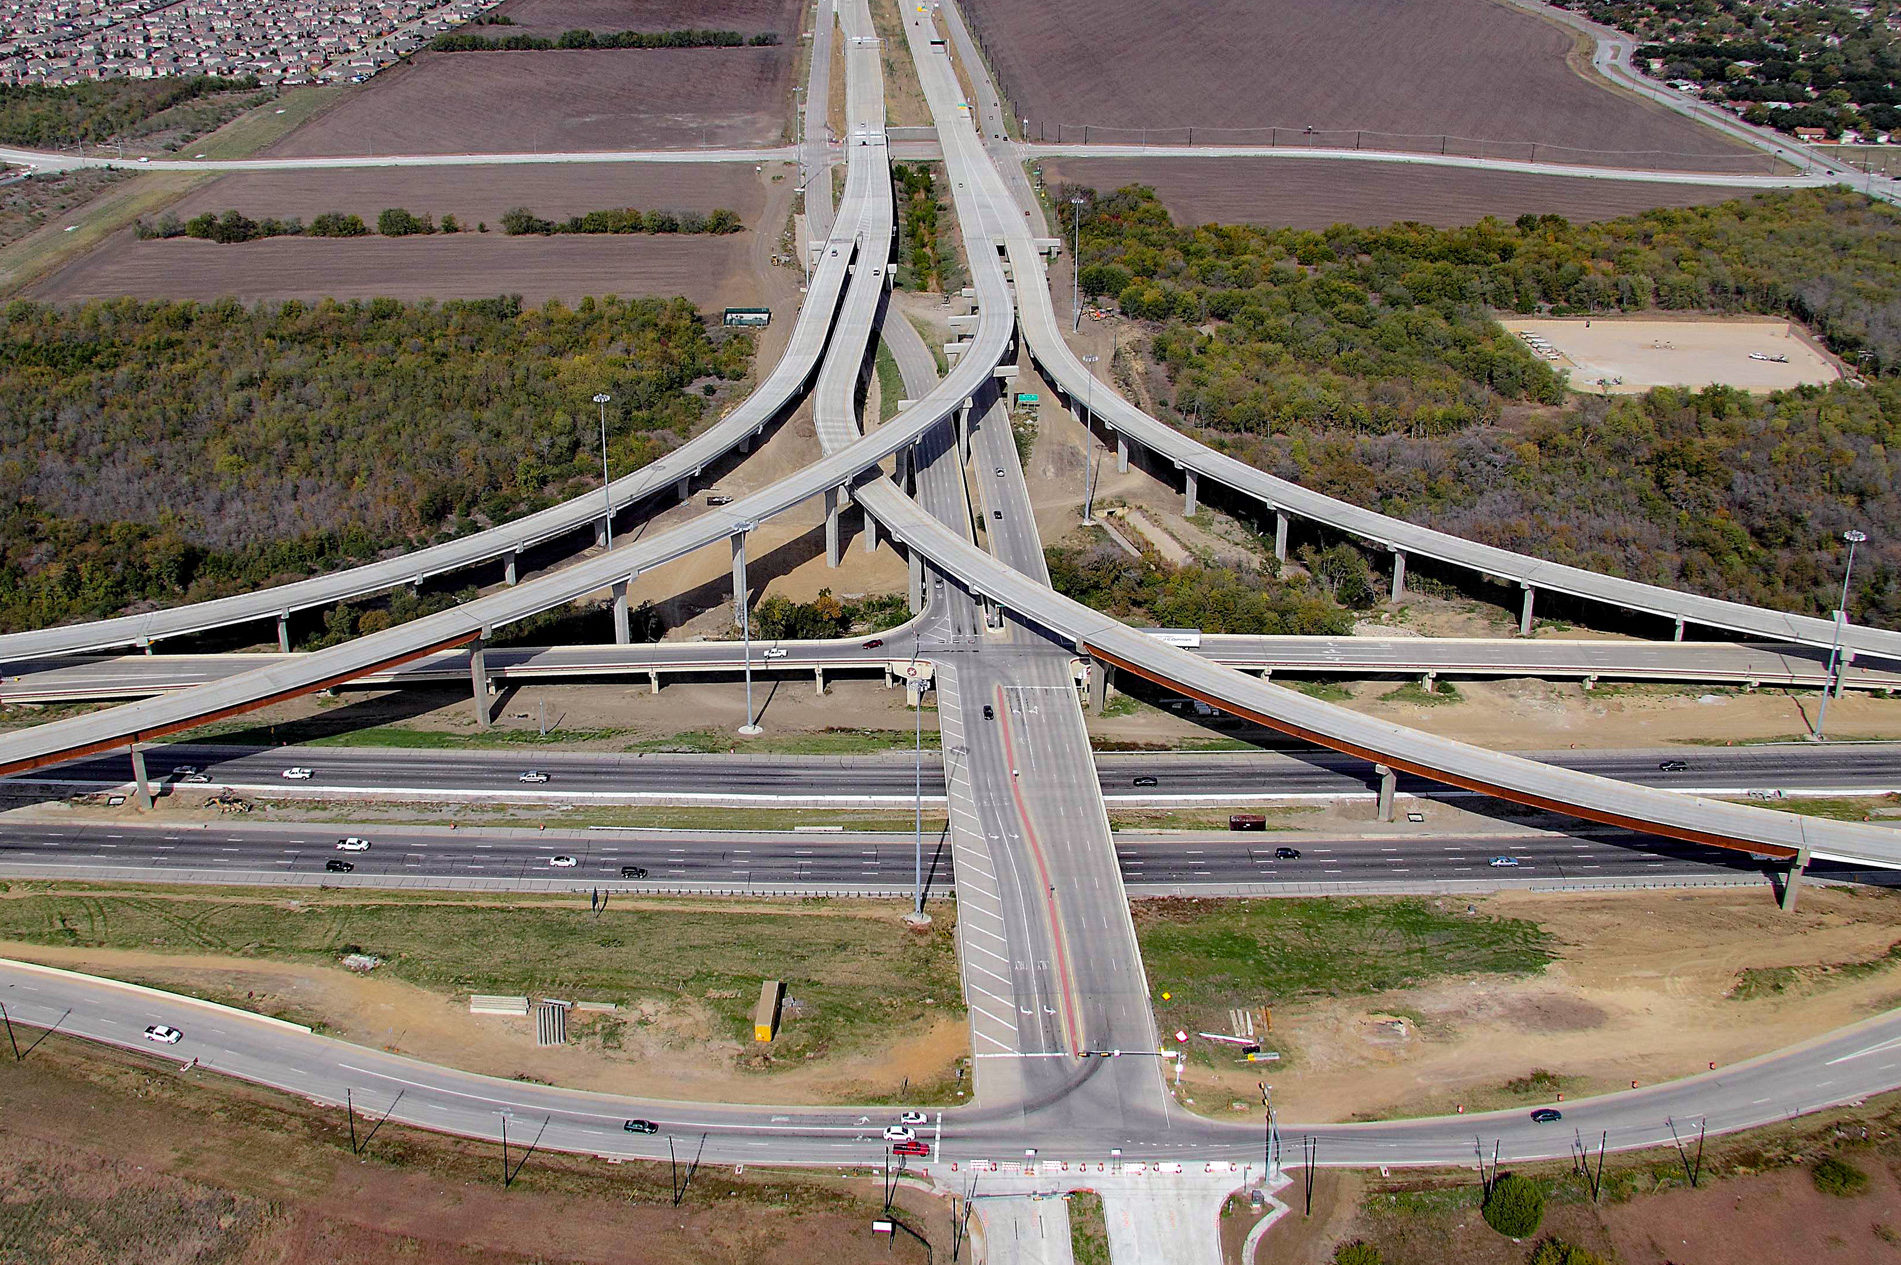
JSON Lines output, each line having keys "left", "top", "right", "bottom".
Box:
{"left": 993, "top": 682, "right": 1086, "bottom": 1056}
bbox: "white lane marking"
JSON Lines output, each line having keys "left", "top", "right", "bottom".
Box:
{"left": 966, "top": 1000, "right": 1020, "bottom": 1032}
{"left": 1827, "top": 1034, "right": 1901, "bottom": 1065}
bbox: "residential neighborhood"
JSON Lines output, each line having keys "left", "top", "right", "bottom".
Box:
{"left": 0, "top": 0, "right": 504, "bottom": 86}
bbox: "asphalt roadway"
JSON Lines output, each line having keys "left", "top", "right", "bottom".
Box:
{"left": 22, "top": 740, "right": 1901, "bottom": 804}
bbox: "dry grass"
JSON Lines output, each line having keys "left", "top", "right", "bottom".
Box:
{"left": 966, "top": 0, "right": 1759, "bottom": 171}
{"left": 0, "top": 170, "right": 205, "bottom": 298}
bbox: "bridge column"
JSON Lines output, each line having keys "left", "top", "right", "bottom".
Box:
{"left": 815, "top": 665, "right": 826, "bottom": 696}
{"left": 1780, "top": 845, "right": 1812, "bottom": 912}
{"left": 611, "top": 580, "right": 631, "bottom": 645}
{"left": 1116, "top": 433, "right": 1129, "bottom": 473}
{"left": 731, "top": 533, "right": 749, "bottom": 611}
{"left": 1673, "top": 615, "right": 1686, "bottom": 642}
{"left": 863, "top": 505, "right": 880, "bottom": 554}
{"left": 468, "top": 636, "right": 492, "bottom": 729}
{"left": 128, "top": 743, "right": 154, "bottom": 810}
{"left": 141, "top": 638, "right": 154, "bottom": 656}
{"left": 1090, "top": 660, "right": 1113, "bottom": 713}
{"left": 1518, "top": 584, "right": 1535, "bottom": 636}
{"left": 1375, "top": 764, "right": 1396, "bottom": 822}
{"left": 908, "top": 549, "right": 925, "bottom": 613}
{"left": 276, "top": 613, "right": 291, "bottom": 654}
{"left": 503, "top": 550, "right": 518, "bottom": 586}
{"left": 1420, "top": 670, "right": 1437, "bottom": 694}
{"left": 676, "top": 475, "right": 691, "bottom": 504}
{"left": 1835, "top": 651, "right": 1856, "bottom": 698}
{"left": 958, "top": 398, "right": 972, "bottom": 460}
{"left": 1273, "top": 509, "right": 1289, "bottom": 564}
{"left": 825, "top": 488, "right": 841, "bottom": 568}
{"left": 739, "top": 430, "right": 753, "bottom": 454}
{"left": 1184, "top": 470, "right": 1199, "bottom": 517}
{"left": 648, "top": 669, "right": 661, "bottom": 694}
{"left": 1390, "top": 549, "right": 1408, "bottom": 602}
{"left": 595, "top": 518, "right": 609, "bottom": 549}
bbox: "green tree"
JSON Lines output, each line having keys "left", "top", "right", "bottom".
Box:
{"left": 1527, "top": 1239, "right": 1607, "bottom": 1265}
{"left": 377, "top": 207, "right": 434, "bottom": 237}
{"left": 1813, "top": 1155, "right": 1869, "bottom": 1197}
{"left": 1333, "top": 1243, "right": 1382, "bottom": 1265}
{"left": 1482, "top": 1174, "right": 1544, "bottom": 1238}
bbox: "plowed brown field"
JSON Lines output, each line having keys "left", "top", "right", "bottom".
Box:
{"left": 1038, "top": 156, "right": 1748, "bottom": 228}
{"left": 162, "top": 161, "right": 770, "bottom": 230}
{"left": 965, "top": 0, "right": 1758, "bottom": 171}
{"left": 268, "top": 47, "right": 792, "bottom": 156}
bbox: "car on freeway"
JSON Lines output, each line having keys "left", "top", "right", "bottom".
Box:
{"left": 1274, "top": 847, "right": 1302, "bottom": 860}
{"left": 171, "top": 766, "right": 198, "bottom": 777}
{"left": 863, "top": 638, "right": 884, "bottom": 649}
{"left": 899, "top": 1110, "right": 928, "bottom": 1125}
{"left": 892, "top": 1140, "right": 931, "bottom": 1157}
{"left": 281, "top": 767, "right": 314, "bottom": 780}
{"left": 1132, "top": 775, "right": 1158, "bottom": 787}
{"left": 620, "top": 865, "right": 649, "bottom": 879}
{"left": 325, "top": 859, "right": 355, "bottom": 873}
{"left": 762, "top": 647, "right": 788, "bottom": 659}
{"left": 335, "top": 837, "right": 372, "bottom": 851}
{"left": 982, "top": 704, "right": 995, "bottom": 720}
{"left": 992, "top": 510, "right": 1003, "bottom": 520}
{"left": 623, "top": 1118, "right": 659, "bottom": 1134}
{"left": 995, "top": 467, "right": 1005, "bottom": 477}
{"left": 518, "top": 770, "right": 550, "bottom": 783}
{"left": 549, "top": 855, "right": 578, "bottom": 868}
{"left": 882, "top": 1125, "right": 916, "bottom": 1142}
{"left": 1489, "top": 856, "right": 1522, "bottom": 868}
{"left": 143, "top": 1024, "right": 182, "bottom": 1044}
{"left": 1658, "top": 760, "right": 1689, "bottom": 772}
{"left": 1530, "top": 1108, "right": 1563, "bottom": 1123}
{"left": 181, "top": 772, "right": 211, "bottom": 784}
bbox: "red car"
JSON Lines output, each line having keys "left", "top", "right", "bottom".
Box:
{"left": 863, "top": 638, "right": 884, "bottom": 650}
{"left": 892, "top": 1139, "right": 931, "bottom": 1157}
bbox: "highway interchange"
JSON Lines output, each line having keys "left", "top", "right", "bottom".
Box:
{"left": 4, "top": 0, "right": 1901, "bottom": 1257}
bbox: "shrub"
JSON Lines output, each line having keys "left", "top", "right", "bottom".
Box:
{"left": 377, "top": 206, "right": 434, "bottom": 237}
{"left": 1482, "top": 1173, "right": 1544, "bottom": 1238}
{"left": 1332, "top": 1243, "right": 1382, "bottom": 1265}
{"left": 1813, "top": 1155, "right": 1869, "bottom": 1197}
{"left": 1528, "top": 1239, "right": 1607, "bottom": 1265}
{"left": 307, "top": 211, "right": 367, "bottom": 238}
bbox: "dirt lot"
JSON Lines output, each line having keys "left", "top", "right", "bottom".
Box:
{"left": 0, "top": 1034, "right": 944, "bottom": 1265}
{"left": 268, "top": 46, "right": 794, "bottom": 157}
{"left": 965, "top": 0, "right": 1759, "bottom": 171}
{"left": 1036, "top": 156, "right": 1752, "bottom": 229}
{"left": 1171, "top": 885, "right": 1901, "bottom": 1125}
{"left": 1511, "top": 315, "right": 1845, "bottom": 394}
{"left": 490, "top": 0, "right": 803, "bottom": 40}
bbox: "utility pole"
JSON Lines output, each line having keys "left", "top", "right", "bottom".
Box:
{"left": 1080, "top": 355, "right": 1101, "bottom": 524}
{"left": 593, "top": 392, "right": 614, "bottom": 549}
{"left": 0, "top": 1002, "right": 20, "bottom": 1061}
{"left": 1814, "top": 527, "right": 1866, "bottom": 741}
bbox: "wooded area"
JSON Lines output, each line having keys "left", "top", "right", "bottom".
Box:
{"left": 1062, "top": 185, "right": 1899, "bottom": 626}
{"left": 0, "top": 294, "right": 753, "bottom": 632}
{"left": 0, "top": 77, "right": 260, "bottom": 147}
{"left": 1047, "top": 542, "right": 1354, "bottom": 636}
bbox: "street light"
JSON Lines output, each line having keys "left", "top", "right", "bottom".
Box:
{"left": 1069, "top": 195, "right": 1086, "bottom": 332}
{"left": 592, "top": 392, "right": 614, "bottom": 549}
{"left": 907, "top": 639, "right": 931, "bottom": 922}
{"left": 1080, "top": 354, "right": 1101, "bottom": 524}
{"left": 1813, "top": 527, "right": 1868, "bottom": 741}
{"left": 736, "top": 520, "right": 762, "bottom": 735}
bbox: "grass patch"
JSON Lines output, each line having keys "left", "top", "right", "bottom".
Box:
{"left": 1068, "top": 1190, "right": 1110, "bottom": 1265}
{"left": 1010, "top": 412, "right": 1037, "bottom": 468}
{"left": 1098, "top": 691, "right": 1142, "bottom": 718}
{"left": 0, "top": 171, "right": 206, "bottom": 296}
{"left": 0, "top": 886, "right": 963, "bottom": 1074}
{"left": 1733, "top": 794, "right": 1900, "bottom": 822}
{"left": 875, "top": 337, "right": 905, "bottom": 423}
{"left": 255, "top": 802, "right": 949, "bottom": 834}
{"left": 1378, "top": 681, "right": 1463, "bottom": 706}
{"left": 1135, "top": 897, "right": 1554, "bottom": 1066}
{"left": 290, "top": 724, "right": 940, "bottom": 756}
{"left": 182, "top": 85, "right": 350, "bottom": 160}
{"left": 1293, "top": 679, "right": 1353, "bottom": 702}
{"left": 1728, "top": 939, "right": 1901, "bottom": 1000}
{"left": 1106, "top": 806, "right": 1316, "bottom": 832}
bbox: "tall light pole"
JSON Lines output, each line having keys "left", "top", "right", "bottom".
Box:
{"left": 1069, "top": 196, "right": 1086, "bottom": 332}
{"left": 1080, "top": 353, "right": 1101, "bottom": 524}
{"left": 592, "top": 392, "right": 614, "bottom": 549}
{"left": 793, "top": 84, "right": 809, "bottom": 290}
{"left": 911, "top": 640, "right": 926, "bottom": 918}
{"left": 1813, "top": 527, "right": 1867, "bottom": 741}
{"left": 736, "top": 520, "right": 762, "bottom": 735}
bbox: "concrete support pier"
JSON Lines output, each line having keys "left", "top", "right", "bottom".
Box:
{"left": 595, "top": 517, "right": 609, "bottom": 549}
{"left": 128, "top": 744, "right": 154, "bottom": 810}
{"left": 675, "top": 475, "right": 691, "bottom": 503}
{"left": 468, "top": 636, "right": 491, "bottom": 729}
{"left": 1390, "top": 549, "right": 1408, "bottom": 602}
{"left": 1116, "top": 433, "right": 1129, "bottom": 473}
{"left": 1184, "top": 470, "right": 1198, "bottom": 517}
{"left": 648, "top": 669, "right": 661, "bottom": 695}
{"left": 908, "top": 549, "right": 925, "bottom": 612}
{"left": 814, "top": 665, "right": 826, "bottom": 696}
{"left": 276, "top": 613, "right": 291, "bottom": 654}
{"left": 1273, "top": 509, "right": 1289, "bottom": 564}
{"left": 863, "top": 505, "right": 880, "bottom": 553}
{"left": 1519, "top": 584, "right": 1535, "bottom": 636}
{"left": 1673, "top": 615, "right": 1686, "bottom": 642}
{"left": 1375, "top": 763, "right": 1396, "bottom": 822}
{"left": 1781, "top": 845, "right": 1812, "bottom": 912}
{"left": 957, "top": 399, "right": 972, "bottom": 460}
{"left": 611, "top": 580, "right": 630, "bottom": 645}
{"left": 1090, "top": 660, "right": 1113, "bottom": 713}
{"left": 503, "top": 550, "right": 518, "bottom": 586}
{"left": 825, "top": 488, "right": 841, "bottom": 568}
